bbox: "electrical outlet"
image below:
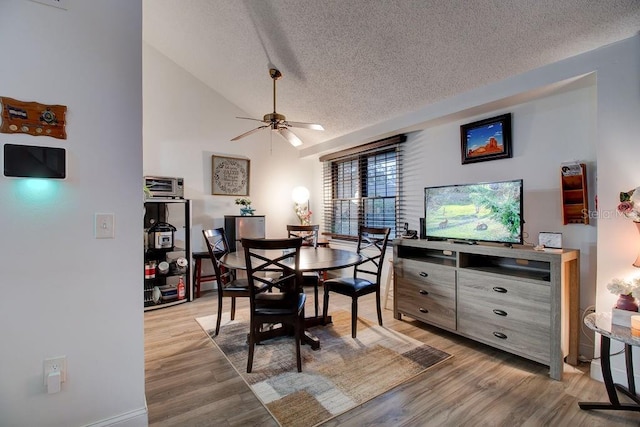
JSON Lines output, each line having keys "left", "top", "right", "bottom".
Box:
{"left": 43, "top": 356, "right": 67, "bottom": 385}
{"left": 95, "top": 213, "right": 115, "bottom": 239}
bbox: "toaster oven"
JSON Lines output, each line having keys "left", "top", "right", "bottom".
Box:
{"left": 144, "top": 176, "right": 184, "bottom": 199}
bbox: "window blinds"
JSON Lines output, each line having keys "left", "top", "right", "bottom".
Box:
{"left": 320, "top": 134, "right": 406, "bottom": 240}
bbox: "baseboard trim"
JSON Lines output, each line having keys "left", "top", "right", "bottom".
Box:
{"left": 590, "top": 359, "right": 640, "bottom": 386}
{"left": 84, "top": 407, "right": 148, "bottom": 427}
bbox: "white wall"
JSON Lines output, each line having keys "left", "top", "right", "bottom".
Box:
{"left": 143, "top": 43, "right": 321, "bottom": 288}
{"left": 591, "top": 35, "right": 640, "bottom": 382}
{"left": 0, "top": 1, "right": 146, "bottom": 426}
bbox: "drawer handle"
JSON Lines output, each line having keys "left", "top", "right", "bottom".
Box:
{"left": 419, "top": 272, "right": 429, "bottom": 278}
{"left": 419, "top": 289, "right": 429, "bottom": 295}
{"left": 493, "top": 309, "right": 508, "bottom": 317}
{"left": 418, "top": 307, "right": 429, "bottom": 313}
{"left": 493, "top": 332, "right": 508, "bottom": 339}
{"left": 492, "top": 286, "right": 507, "bottom": 293}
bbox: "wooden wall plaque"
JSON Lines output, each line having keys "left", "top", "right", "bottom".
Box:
{"left": 0, "top": 96, "right": 67, "bottom": 139}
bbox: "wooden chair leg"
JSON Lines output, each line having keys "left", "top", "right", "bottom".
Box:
{"left": 376, "top": 289, "right": 383, "bottom": 326}
{"left": 352, "top": 297, "right": 358, "bottom": 338}
{"left": 215, "top": 291, "right": 223, "bottom": 336}
{"left": 194, "top": 258, "right": 202, "bottom": 298}
{"left": 323, "top": 286, "right": 330, "bottom": 325}
{"left": 230, "top": 297, "right": 236, "bottom": 320}
{"left": 295, "top": 313, "right": 303, "bottom": 372}
{"left": 247, "top": 324, "right": 256, "bottom": 373}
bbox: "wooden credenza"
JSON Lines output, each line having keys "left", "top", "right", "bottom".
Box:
{"left": 393, "top": 239, "right": 580, "bottom": 380}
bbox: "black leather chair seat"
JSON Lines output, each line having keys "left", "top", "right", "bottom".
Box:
{"left": 323, "top": 277, "right": 377, "bottom": 296}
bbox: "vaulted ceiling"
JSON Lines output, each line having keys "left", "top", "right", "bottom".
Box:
{"left": 143, "top": 0, "right": 640, "bottom": 150}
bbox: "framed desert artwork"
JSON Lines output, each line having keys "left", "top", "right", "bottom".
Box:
{"left": 461, "top": 113, "right": 512, "bottom": 164}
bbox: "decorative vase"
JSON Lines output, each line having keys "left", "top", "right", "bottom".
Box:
{"left": 615, "top": 293, "right": 639, "bottom": 312}
{"left": 634, "top": 222, "right": 640, "bottom": 268}
{"left": 240, "top": 207, "right": 255, "bottom": 216}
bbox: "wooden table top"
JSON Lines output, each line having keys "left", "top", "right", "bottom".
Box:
{"left": 220, "top": 246, "right": 362, "bottom": 272}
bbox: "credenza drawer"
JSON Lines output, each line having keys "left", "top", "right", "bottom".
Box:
{"left": 457, "top": 270, "right": 551, "bottom": 363}
{"left": 395, "top": 259, "right": 456, "bottom": 329}
{"left": 457, "top": 314, "right": 550, "bottom": 364}
{"left": 396, "top": 276, "right": 456, "bottom": 330}
{"left": 457, "top": 270, "right": 550, "bottom": 310}
{"left": 396, "top": 258, "right": 455, "bottom": 287}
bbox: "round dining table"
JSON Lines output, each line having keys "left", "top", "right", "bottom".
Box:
{"left": 220, "top": 246, "right": 363, "bottom": 273}
{"left": 220, "top": 246, "right": 363, "bottom": 350}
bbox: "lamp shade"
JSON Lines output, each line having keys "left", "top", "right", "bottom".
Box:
{"left": 292, "top": 186, "right": 310, "bottom": 204}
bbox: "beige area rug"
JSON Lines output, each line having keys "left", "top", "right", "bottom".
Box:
{"left": 196, "top": 309, "right": 452, "bottom": 427}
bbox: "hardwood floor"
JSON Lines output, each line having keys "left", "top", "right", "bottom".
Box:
{"left": 145, "top": 291, "right": 639, "bottom": 426}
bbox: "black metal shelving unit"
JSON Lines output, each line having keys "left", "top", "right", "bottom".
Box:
{"left": 143, "top": 198, "right": 192, "bottom": 311}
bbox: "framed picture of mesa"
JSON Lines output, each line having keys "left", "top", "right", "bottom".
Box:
{"left": 461, "top": 113, "right": 512, "bottom": 164}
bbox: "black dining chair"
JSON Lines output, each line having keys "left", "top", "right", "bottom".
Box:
{"left": 243, "top": 236, "right": 306, "bottom": 373}
{"left": 322, "top": 225, "right": 391, "bottom": 338}
{"left": 202, "top": 228, "right": 269, "bottom": 336}
{"left": 287, "top": 224, "right": 321, "bottom": 317}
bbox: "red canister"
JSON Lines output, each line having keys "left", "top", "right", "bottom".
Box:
{"left": 145, "top": 263, "right": 156, "bottom": 279}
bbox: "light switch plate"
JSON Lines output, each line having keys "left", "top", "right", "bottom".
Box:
{"left": 95, "top": 213, "right": 115, "bottom": 239}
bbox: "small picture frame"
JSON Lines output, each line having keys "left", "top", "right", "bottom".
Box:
{"left": 538, "top": 232, "right": 563, "bottom": 249}
{"left": 461, "top": 113, "right": 512, "bottom": 164}
{"left": 212, "top": 155, "right": 250, "bottom": 196}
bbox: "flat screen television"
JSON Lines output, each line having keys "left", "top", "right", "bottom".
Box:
{"left": 424, "top": 179, "right": 523, "bottom": 245}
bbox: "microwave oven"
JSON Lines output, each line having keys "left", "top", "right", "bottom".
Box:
{"left": 144, "top": 176, "right": 184, "bottom": 199}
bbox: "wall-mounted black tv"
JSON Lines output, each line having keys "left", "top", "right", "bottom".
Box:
{"left": 424, "top": 179, "right": 523, "bottom": 245}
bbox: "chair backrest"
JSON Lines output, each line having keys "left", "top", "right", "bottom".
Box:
{"left": 287, "top": 224, "right": 319, "bottom": 248}
{"left": 242, "top": 237, "right": 303, "bottom": 301}
{"left": 354, "top": 225, "right": 391, "bottom": 285}
{"left": 202, "top": 228, "right": 233, "bottom": 287}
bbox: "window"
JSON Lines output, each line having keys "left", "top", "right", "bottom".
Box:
{"left": 321, "top": 135, "right": 406, "bottom": 240}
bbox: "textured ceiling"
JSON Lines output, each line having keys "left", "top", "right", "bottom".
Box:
{"left": 143, "top": 0, "right": 640, "bottom": 149}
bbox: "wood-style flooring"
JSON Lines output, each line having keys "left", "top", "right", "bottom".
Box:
{"left": 145, "top": 291, "right": 640, "bottom": 426}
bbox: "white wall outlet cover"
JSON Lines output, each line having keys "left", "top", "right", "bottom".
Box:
{"left": 43, "top": 356, "right": 67, "bottom": 386}
{"left": 28, "top": 0, "right": 69, "bottom": 10}
{"left": 95, "top": 213, "right": 115, "bottom": 239}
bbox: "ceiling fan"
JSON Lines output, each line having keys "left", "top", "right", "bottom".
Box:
{"left": 231, "top": 68, "right": 324, "bottom": 147}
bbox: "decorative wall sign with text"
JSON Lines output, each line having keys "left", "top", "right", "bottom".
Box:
{"left": 0, "top": 97, "right": 67, "bottom": 139}
{"left": 212, "top": 155, "right": 250, "bottom": 196}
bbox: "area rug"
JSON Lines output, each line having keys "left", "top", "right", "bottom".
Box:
{"left": 196, "top": 309, "right": 452, "bottom": 427}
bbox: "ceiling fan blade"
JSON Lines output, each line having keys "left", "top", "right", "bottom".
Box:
{"left": 285, "top": 121, "right": 324, "bottom": 131}
{"left": 231, "top": 125, "right": 268, "bottom": 141}
{"left": 236, "top": 116, "right": 267, "bottom": 123}
{"left": 277, "top": 127, "right": 303, "bottom": 147}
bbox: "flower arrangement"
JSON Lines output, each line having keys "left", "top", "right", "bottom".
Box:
{"left": 618, "top": 187, "right": 640, "bottom": 222}
{"left": 294, "top": 203, "right": 312, "bottom": 225}
{"left": 606, "top": 277, "right": 639, "bottom": 296}
{"left": 235, "top": 198, "right": 251, "bottom": 207}
{"left": 607, "top": 276, "right": 640, "bottom": 311}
